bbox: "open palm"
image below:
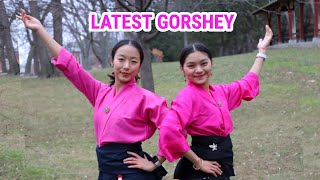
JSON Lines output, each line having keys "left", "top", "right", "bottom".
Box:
{"left": 16, "top": 9, "right": 42, "bottom": 31}
{"left": 257, "top": 25, "right": 273, "bottom": 50}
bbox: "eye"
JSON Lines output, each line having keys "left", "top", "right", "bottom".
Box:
{"left": 201, "top": 62, "right": 208, "bottom": 66}
{"left": 118, "top": 58, "right": 124, "bottom": 61}
{"left": 187, "top": 65, "right": 195, "bottom": 69}
{"left": 131, "top": 60, "right": 138, "bottom": 64}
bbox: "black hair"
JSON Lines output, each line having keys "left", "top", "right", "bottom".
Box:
{"left": 108, "top": 39, "right": 144, "bottom": 86}
{"left": 179, "top": 43, "right": 213, "bottom": 67}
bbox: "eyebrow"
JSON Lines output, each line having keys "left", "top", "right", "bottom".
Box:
{"left": 116, "top": 54, "right": 139, "bottom": 59}
{"left": 186, "top": 58, "right": 209, "bottom": 64}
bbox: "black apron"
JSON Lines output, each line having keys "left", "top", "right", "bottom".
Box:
{"left": 96, "top": 142, "right": 167, "bottom": 180}
{"left": 174, "top": 135, "right": 235, "bottom": 179}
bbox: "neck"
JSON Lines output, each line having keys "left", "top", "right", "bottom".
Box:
{"left": 202, "top": 82, "right": 210, "bottom": 92}
{"left": 115, "top": 80, "right": 125, "bottom": 95}
{"left": 114, "top": 78, "right": 135, "bottom": 95}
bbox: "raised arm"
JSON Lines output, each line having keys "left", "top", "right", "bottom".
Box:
{"left": 17, "top": 9, "right": 61, "bottom": 58}
{"left": 17, "top": 9, "right": 102, "bottom": 106}
{"left": 249, "top": 25, "right": 273, "bottom": 76}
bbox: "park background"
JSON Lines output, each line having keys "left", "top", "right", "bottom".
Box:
{"left": 1, "top": 0, "right": 320, "bottom": 179}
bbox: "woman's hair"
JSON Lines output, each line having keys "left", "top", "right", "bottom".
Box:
{"left": 179, "top": 43, "right": 213, "bottom": 67}
{"left": 108, "top": 39, "right": 144, "bottom": 86}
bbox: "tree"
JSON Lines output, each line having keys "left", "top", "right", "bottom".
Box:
{"left": 51, "top": 0, "right": 63, "bottom": 76}
{"left": 29, "top": 0, "right": 54, "bottom": 78}
{"left": 0, "top": 38, "right": 7, "bottom": 73}
{"left": 63, "top": 0, "right": 115, "bottom": 70}
{"left": 0, "top": 0, "right": 20, "bottom": 75}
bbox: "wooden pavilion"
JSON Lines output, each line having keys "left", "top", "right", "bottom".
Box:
{"left": 252, "top": 0, "right": 319, "bottom": 44}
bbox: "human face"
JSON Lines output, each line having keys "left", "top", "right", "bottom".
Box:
{"left": 181, "top": 51, "right": 212, "bottom": 89}
{"left": 112, "top": 45, "right": 141, "bottom": 88}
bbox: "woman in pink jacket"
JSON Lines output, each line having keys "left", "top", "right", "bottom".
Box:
{"left": 124, "top": 25, "right": 273, "bottom": 180}
{"left": 17, "top": 9, "right": 167, "bottom": 180}
{"left": 159, "top": 25, "right": 273, "bottom": 180}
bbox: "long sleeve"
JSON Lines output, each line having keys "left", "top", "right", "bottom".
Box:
{"left": 221, "top": 72, "right": 260, "bottom": 111}
{"left": 52, "top": 48, "right": 102, "bottom": 106}
{"left": 146, "top": 96, "right": 169, "bottom": 128}
{"left": 158, "top": 89, "right": 193, "bottom": 162}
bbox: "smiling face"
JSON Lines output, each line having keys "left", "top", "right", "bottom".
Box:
{"left": 112, "top": 44, "right": 141, "bottom": 88}
{"left": 181, "top": 51, "right": 212, "bottom": 89}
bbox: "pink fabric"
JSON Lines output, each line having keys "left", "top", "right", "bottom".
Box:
{"left": 52, "top": 48, "right": 168, "bottom": 147}
{"left": 159, "top": 72, "right": 260, "bottom": 162}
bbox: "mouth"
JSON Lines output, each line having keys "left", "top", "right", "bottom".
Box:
{"left": 194, "top": 74, "right": 205, "bottom": 79}
{"left": 121, "top": 72, "right": 131, "bottom": 77}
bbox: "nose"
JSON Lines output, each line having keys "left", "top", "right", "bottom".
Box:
{"left": 195, "top": 65, "right": 203, "bottom": 74}
{"left": 123, "top": 61, "right": 130, "bottom": 70}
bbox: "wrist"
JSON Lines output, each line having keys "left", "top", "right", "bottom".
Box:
{"left": 193, "top": 158, "right": 204, "bottom": 170}
{"left": 256, "top": 52, "right": 267, "bottom": 61}
{"left": 258, "top": 48, "right": 267, "bottom": 54}
{"left": 36, "top": 26, "right": 45, "bottom": 34}
{"left": 152, "top": 156, "right": 162, "bottom": 168}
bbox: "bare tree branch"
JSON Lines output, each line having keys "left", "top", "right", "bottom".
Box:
{"left": 190, "top": 0, "right": 204, "bottom": 12}
{"left": 98, "top": 0, "right": 107, "bottom": 11}
{"left": 116, "top": 0, "right": 135, "bottom": 12}
{"left": 144, "top": 0, "right": 168, "bottom": 42}
{"left": 142, "top": 0, "right": 152, "bottom": 11}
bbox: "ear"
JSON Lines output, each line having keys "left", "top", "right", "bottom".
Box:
{"left": 180, "top": 66, "right": 184, "bottom": 74}
{"left": 211, "top": 58, "right": 214, "bottom": 67}
{"left": 180, "top": 66, "right": 183, "bottom": 72}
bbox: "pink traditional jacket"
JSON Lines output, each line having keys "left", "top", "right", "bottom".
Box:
{"left": 159, "top": 72, "right": 260, "bottom": 162}
{"left": 52, "top": 48, "right": 168, "bottom": 147}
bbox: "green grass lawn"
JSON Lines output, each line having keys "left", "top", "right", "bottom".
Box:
{"left": 1, "top": 47, "right": 319, "bottom": 179}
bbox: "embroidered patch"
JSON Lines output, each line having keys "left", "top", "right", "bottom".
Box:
{"left": 209, "top": 143, "right": 218, "bottom": 151}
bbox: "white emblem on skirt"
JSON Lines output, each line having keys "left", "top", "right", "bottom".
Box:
{"left": 209, "top": 143, "right": 218, "bottom": 151}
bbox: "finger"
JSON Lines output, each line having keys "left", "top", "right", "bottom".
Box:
{"left": 211, "top": 170, "right": 218, "bottom": 177}
{"left": 16, "top": 15, "right": 22, "bottom": 20}
{"left": 123, "top": 157, "right": 136, "bottom": 162}
{"left": 127, "top": 151, "right": 141, "bottom": 159}
{"left": 21, "top": 9, "right": 25, "bottom": 18}
{"left": 266, "top": 25, "right": 273, "bottom": 36}
{"left": 127, "top": 165, "right": 141, "bottom": 169}
{"left": 144, "top": 154, "right": 148, "bottom": 159}
{"left": 213, "top": 166, "right": 223, "bottom": 175}
{"left": 211, "top": 161, "right": 221, "bottom": 167}
{"left": 123, "top": 160, "right": 137, "bottom": 164}
{"left": 25, "top": 15, "right": 32, "bottom": 20}
{"left": 22, "top": 12, "right": 26, "bottom": 22}
{"left": 21, "top": 9, "right": 26, "bottom": 14}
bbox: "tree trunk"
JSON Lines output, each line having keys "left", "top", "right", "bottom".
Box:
{"left": 33, "top": 53, "right": 40, "bottom": 75}
{"left": 24, "top": 45, "right": 35, "bottom": 75}
{"left": 29, "top": 0, "right": 53, "bottom": 78}
{"left": 0, "top": 38, "right": 7, "bottom": 73}
{"left": 52, "top": 0, "right": 63, "bottom": 76}
{"left": 137, "top": 33, "right": 155, "bottom": 92}
{"left": 0, "top": 0, "right": 20, "bottom": 75}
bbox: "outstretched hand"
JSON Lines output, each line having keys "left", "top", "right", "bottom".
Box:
{"left": 257, "top": 25, "right": 273, "bottom": 52}
{"left": 123, "top": 151, "right": 157, "bottom": 172}
{"left": 16, "top": 9, "right": 42, "bottom": 31}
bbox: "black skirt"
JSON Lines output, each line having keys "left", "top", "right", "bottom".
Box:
{"left": 96, "top": 142, "right": 167, "bottom": 180}
{"left": 174, "top": 135, "right": 235, "bottom": 179}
